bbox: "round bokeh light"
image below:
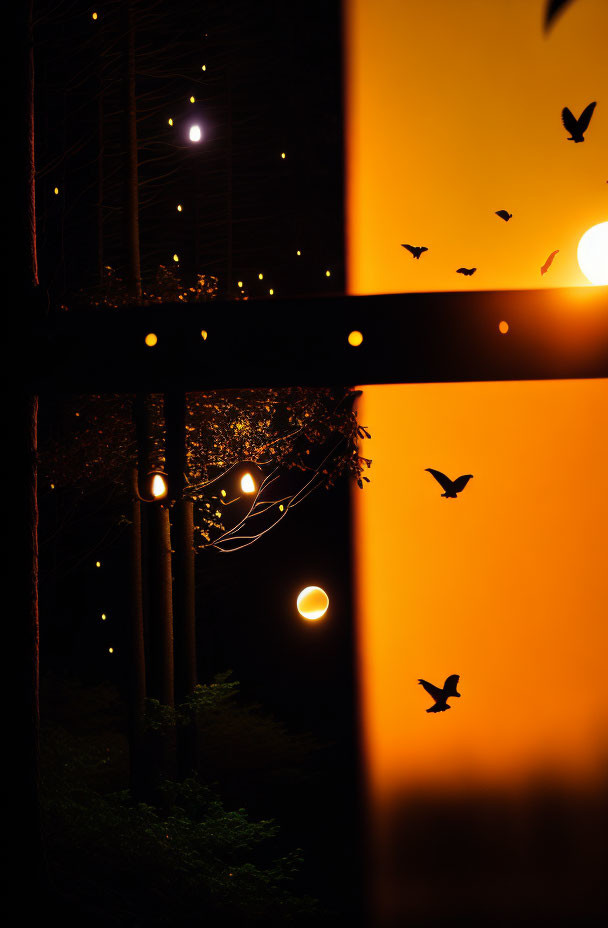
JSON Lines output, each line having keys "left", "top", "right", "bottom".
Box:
{"left": 577, "top": 222, "right": 608, "bottom": 285}
{"left": 297, "top": 586, "right": 329, "bottom": 621}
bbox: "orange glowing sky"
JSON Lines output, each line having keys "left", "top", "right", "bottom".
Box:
{"left": 353, "top": 379, "right": 608, "bottom": 798}
{"left": 345, "top": 0, "right": 608, "bottom": 294}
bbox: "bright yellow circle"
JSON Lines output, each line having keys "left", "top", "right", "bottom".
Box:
{"left": 145, "top": 332, "right": 158, "bottom": 347}
{"left": 297, "top": 586, "right": 329, "bottom": 621}
{"left": 348, "top": 330, "right": 363, "bottom": 347}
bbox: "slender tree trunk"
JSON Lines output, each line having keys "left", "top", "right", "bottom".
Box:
{"left": 166, "top": 391, "right": 198, "bottom": 775}
{"left": 128, "top": 488, "right": 147, "bottom": 797}
{"left": 123, "top": 0, "right": 141, "bottom": 300}
{"left": 97, "top": 21, "right": 105, "bottom": 287}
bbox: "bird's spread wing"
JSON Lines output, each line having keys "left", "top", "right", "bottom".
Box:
{"left": 418, "top": 246, "right": 428, "bottom": 254}
{"left": 425, "top": 468, "right": 452, "bottom": 492}
{"left": 401, "top": 244, "right": 416, "bottom": 255}
{"left": 577, "top": 101, "right": 596, "bottom": 134}
{"left": 495, "top": 210, "right": 510, "bottom": 221}
{"left": 443, "top": 674, "right": 460, "bottom": 692}
{"left": 561, "top": 107, "right": 578, "bottom": 135}
{"left": 418, "top": 679, "right": 443, "bottom": 701}
{"left": 452, "top": 474, "right": 473, "bottom": 492}
{"left": 541, "top": 249, "right": 559, "bottom": 274}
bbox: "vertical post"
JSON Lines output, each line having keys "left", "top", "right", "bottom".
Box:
{"left": 128, "top": 486, "right": 147, "bottom": 796}
{"left": 123, "top": 0, "right": 141, "bottom": 301}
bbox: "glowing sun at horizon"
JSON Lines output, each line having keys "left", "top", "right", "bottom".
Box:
{"left": 577, "top": 222, "right": 608, "bottom": 285}
{"left": 297, "top": 586, "right": 329, "bottom": 621}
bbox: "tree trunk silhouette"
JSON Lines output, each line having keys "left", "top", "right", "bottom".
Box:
{"left": 123, "top": 0, "right": 141, "bottom": 301}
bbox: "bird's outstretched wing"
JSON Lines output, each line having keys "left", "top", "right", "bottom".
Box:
{"left": 401, "top": 244, "right": 416, "bottom": 256}
{"left": 443, "top": 674, "right": 460, "bottom": 693}
{"left": 452, "top": 474, "right": 473, "bottom": 493}
{"left": 541, "top": 249, "right": 559, "bottom": 275}
{"left": 495, "top": 210, "right": 511, "bottom": 221}
{"left": 457, "top": 267, "right": 476, "bottom": 275}
{"left": 577, "top": 101, "right": 596, "bottom": 134}
{"left": 418, "top": 679, "right": 443, "bottom": 701}
{"left": 561, "top": 107, "right": 578, "bottom": 136}
{"left": 427, "top": 703, "right": 450, "bottom": 713}
{"left": 418, "top": 246, "right": 428, "bottom": 255}
{"left": 425, "top": 468, "right": 452, "bottom": 492}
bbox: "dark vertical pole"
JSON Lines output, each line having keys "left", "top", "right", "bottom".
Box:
{"left": 128, "top": 485, "right": 147, "bottom": 797}
{"left": 97, "top": 19, "right": 105, "bottom": 287}
{"left": 147, "top": 504, "right": 175, "bottom": 708}
{"left": 123, "top": 0, "right": 142, "bottom": 301}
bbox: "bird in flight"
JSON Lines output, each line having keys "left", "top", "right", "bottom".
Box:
{"left": 541, "top": 249, "right": 559, "bottom": 275}
{"left": 561, "top": 102, "right": 596, "bottom": 142}
{"left": 418, "top": 674, "right": 461, "bottom": 713}
{"left": 495, "top": 210, "right": 512, "bottom": 222}
{"left": 401, "top": 244, "right": 428, "bottom": 259}
{"left": 426, "top": 468, "right": 473, "bottom": 498}
{"left": 457, "top": 267, "right": 476, "bottom": 276}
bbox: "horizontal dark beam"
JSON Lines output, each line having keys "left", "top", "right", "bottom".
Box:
{"left": 24, "top": 286, "right": 608, "bottom": 392}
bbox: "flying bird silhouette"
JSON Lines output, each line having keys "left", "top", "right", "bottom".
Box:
{"left": 401, "top": 244, "right": 428, "bottom": 259}
{"left": 495, "top": 210, "right": 512, "bottom": 222}
{"left": 426, "top": 468, "right": 473, "bottom": 498}
{"left": 541, "top": 249, "right": 559, "bottom": 275}
{"left": 456, "top": 267, "right": 476, "bottom": 276}
{"left": 561, "top": 102, "right": 596, "bottom": 142}
{"left": 418, "top": 674, "right": 461, "bottom": 713}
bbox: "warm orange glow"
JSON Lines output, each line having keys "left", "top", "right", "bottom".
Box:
{"left": 144, "top": 332, "right": 158, "bottom": 347}
{"left": 577, "top": 222, "right": 608, "bottom": 285}
{"left": 92, "top": 12, "right": 98, "bottom": 20}
{"left": 53, "top": 187, "right": 59, "bottom": 195}
{"left": 151, "top": 473, "right": 168, "bottom": 499}
{"left": 354, "top": 380, "right": 608, "bottom": 798}
{"left": 498, "top": 320, "right": 509, "bottom": 334}
{"left": 348, "top": 329, "right": 364, "bottom": 347}
{"left": 95, "top": 561, "right": 101, "bottom": 568}
{"left": 240, "top": 472, "right": 256, "bottom": 494}
{"left": 297, "top": 586, "right": 329, "bottom": 621}
{"left": 346, "top": 0, "right": 608, "bottom": 294}
{"left": 177, "top": 204, "right": 183, "bottom": 212}
{"left": 200, "top": 329, "right": 208, "bottom": 340}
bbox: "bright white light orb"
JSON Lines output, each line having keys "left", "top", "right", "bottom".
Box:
{"left": 240, "top": 473, "right": 256, "bottom": 494}
{"left": 151, "top": 474, "right": 168, "bottom": 499}
{"left": 577, "top": 222, "right": 608, "bottom": 285}
{"left": 297, "top": 586, "right": 329, "bottom": 621}
{"left": 189, "top": 124, "right": 202, "bottom": 142}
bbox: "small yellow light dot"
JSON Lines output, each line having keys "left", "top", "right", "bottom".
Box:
{"left": 269, "top": 288, "right": 274, "bottom": 295}
{"left": 54, "top": 187, "right": 59, "bottom": 195}
{"left": 258, "top": 272, "right": 263, "bottom": 280}
{"left": 325, "top": 269, "right": 331, "bottom": 277}
{"left": 279, "top": 504, "right": 284, "bottom": 512}
{"left": 237, "top": 280, "right": 243, "bottom": 288}
{"left": 499, "top": 320, "right": 509, "bottom": 334}
{"left": 296, "top": 250, "right": 301, "bottom": 256}
{"left": 96, "top": 561, "right": 101, "bottom": 568}
{"left": 281, "top": 152, "right": 286, "bottom": 159}
{"left": 108, "top": 647, "right": 114, "bottom": 654}
{"left": 101, "top": 613, "right": 107, "bottom": 621}
{"left": 189, "top": 95, "right": 195, "bottom": 103}
{"left": 220, "top": 489, "right": 227, "bottom": 497}
{"left": 92, "top": 12, "right": 98, "bottom": 20}
{"left": 50, "top": 483, "right": 55, "bottom": 489}
{"left": 177, "top": 204, "right": 182, "bottom": 212}
{"left": 145, "top": 332, "right": 158, "bottom": 347}
{"left": 348, "top": 330, "right": 363, "bottom": 347}
{"left": 200, "top": 329, "right": 208, "bottom": 340}
{"left": 168, "top": 118, "right": 173, "bottom": 126}
{"left": 173, "top": 253, "right": 179, "bottom": 262}
{"left": 201, "top": 64, "right": 206, "bottom": 71}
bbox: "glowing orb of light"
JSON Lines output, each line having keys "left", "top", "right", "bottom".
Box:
{"left": 189, "top": 124, "right": 202, "bottom": 142}
{"left": 240, "top": 472, "right": 256, "bottom": 494}
{"left": 577, "top": 222, "right": 608, "bottom": 285}
{"left": 297, "top": 586, "right": 329, "bottom": 621}
{"left": 498, "top": 320, "right": 509, "bottom": 334}
{"left": 348, "top": 330, "right": 363, "bottom": 347}
{"left": 151, "top": 473, "right": 168, "bottom": 499}
{"left": 145, "top": 332, "right": 158, "bottom": 347}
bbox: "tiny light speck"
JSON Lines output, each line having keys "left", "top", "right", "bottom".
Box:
{"left": 220, "top": 489, "right": 226, "bottom": 497}
{"left": 237, "top": 280, "right": 243, "bottom": 288}
{"left": 281, "top": 152, "right": 286, "bottom": 159}
{"left": 92, "top": 12, "right": 98, "bottom": 20}
{"left": 325, "top": 270, "right": 331, "bottom": 277}
{"left": 279, "top": 504, "right": 284, "bottom": 512}
{"left": 189, "top": 124, "right": 202, "bottom": 141}
{"left": 189, "top": 95, "right": 195, "bottom": 103}
{"left": 348, "top": 330, "right": 363, "bottom": 347}
{"left": 101, "top": 613, "right": 106, "bottom": 621}
{"left": 54, "top": 187, "right": 59, "bottom": 195}
{"left": 201, "top": 64, "right": 207, "bottom": 71}
{"left": 200, "top": 329, "right": 208, "bottom": 340}
{"left": 173, "top": 253, "right": 179, "bottom": 262}
{"left": 499, "top": 320, "right": 509, "bottom": 334}
{"left": 145, "top": 332, "right": 158, "bottom": 347}
{"left": 168, "top": 118, "right": 173, "bottom": 126}
{"left": 177, "top": 204, "right": 182, "bottom": 211}
{"left": 269, "top": 288, "right": 274, "bottom": 295}
{"left": 96, "top": 561, "right": 101, "bottom": 568}
{"left": 108, "top": 647, "right": 114, "bottom": 654}
{"left": 296, "top": 250, "right": 301, "bottom": 256}
{"left": 258, "top": 272, "right": 263, "bottom": 280}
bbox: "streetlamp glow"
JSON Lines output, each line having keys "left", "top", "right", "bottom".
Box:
{"left": 577, "top": 222, "right": 608, "bottom": 285}
{"left": 189, "top": 124, "right": 202, "bottom": 142}
{"left": 240, "top": 472, "right": 256, "bottom": 494}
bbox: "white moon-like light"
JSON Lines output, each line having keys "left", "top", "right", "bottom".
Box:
{"left": 577, "top": 222, "right": 608, "bottom": 285}
{"left": 240, "top": 472, "right": 256, "bottom": 494}
{"left": 189, "top": 124, "right": 202, "bottom": 142}
{"left": 297, "top": 586, "right": 329, "bottom": 621}
{"left": 151, "top": 473, "right": 168, "bottom": 499}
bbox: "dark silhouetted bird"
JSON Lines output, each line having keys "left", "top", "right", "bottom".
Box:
{"left": 456, "top": 267, "right": 476, "bottom": 276}
{"left": 561, "top": 102, "right": 596, "bottom": 142}
{"left": 495, "top": 210, "right": 512, "bottom": 222}
{"left": 545, "top": 0, "right": 575, "bottom": 32}
{"left": 401, "top": 244, "right": 428, "bottom": 259}
{"left": 418, "top": 674, "right": 461, "bottom": 713}
{"left": 541, "top": 249, "right": 559, "bottom": 275}
{"left": 426, "top": 468, "right": 473, "bottom": 498}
